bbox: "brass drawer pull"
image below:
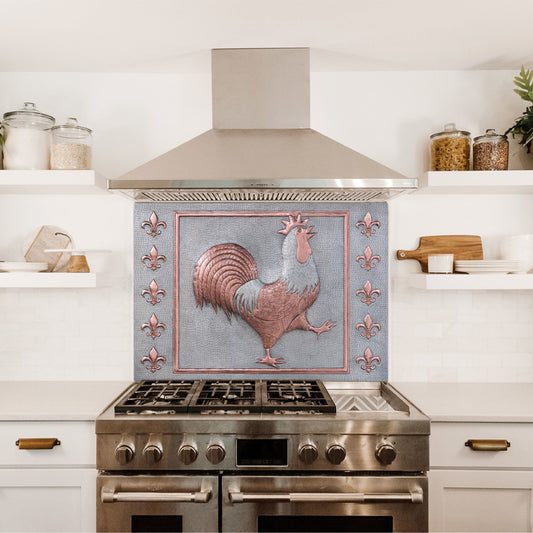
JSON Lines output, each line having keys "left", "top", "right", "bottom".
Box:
{"left": 16, "top": 438, "right": 61, "bottom": 450}
{"left": 465, "top": 439, "right": 510, "bottom": 451}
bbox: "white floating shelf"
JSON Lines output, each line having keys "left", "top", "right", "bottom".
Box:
{"left": 0, "top": 170, "right": 107, "bottom": 194}
{"left": 419, "top": 170, "right": 533, "bottom": 194}
{"left": 0, "top": 272, "right": 99, "bottom": 288}
{"left": 398, "top": 273, "right": 533, "bottom": 290}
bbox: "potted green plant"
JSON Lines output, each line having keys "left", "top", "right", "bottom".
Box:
{"left": 506, "top": 66, "right": 533, "bottom": 153}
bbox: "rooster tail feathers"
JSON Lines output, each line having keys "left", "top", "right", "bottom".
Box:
{"left": 193, "top": 243, "right": 258, "bottom": 320}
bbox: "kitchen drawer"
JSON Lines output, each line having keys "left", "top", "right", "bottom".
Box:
{"left": 0, "top": 421, "right": 95, "bottom": 467}
{"left": 431, "top": 422, "right": 533, "bottom": 469}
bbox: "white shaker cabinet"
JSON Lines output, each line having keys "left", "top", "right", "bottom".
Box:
{"left": 429, "top": 422, "right": 533, "bottom": 532}
{"left": 430, "top": 469, "right": 533, "bottom": 532}
{"left": 0, "top": 421, "right": 96, "bottom": 532}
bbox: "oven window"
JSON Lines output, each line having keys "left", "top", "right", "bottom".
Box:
{"left": 258, "top": 515, "right": 393, "bottom": 532}
{"left": 132, "top": 515, "right": 182, "bottom": 532}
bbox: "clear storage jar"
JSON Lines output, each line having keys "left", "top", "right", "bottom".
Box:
{"left": 430, "top": 123, "right": 471, "bottom": 171}
{"left": 51, "top": 117, "right": 92, "bottom": 170}
{"left": 2, "top": 102, "right": 55, "bottom": 170}
{"left": 473, "top": 129, "right": 509, "bottom": 170}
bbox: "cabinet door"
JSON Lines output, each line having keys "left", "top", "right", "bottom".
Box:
{"left": 429, "top": 470, "right": 533, "bottom": 532}
{"left": 0, "top": 468, "right": 96, "bottom": 532}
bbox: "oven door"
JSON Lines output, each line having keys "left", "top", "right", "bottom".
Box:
{"left": 222, "top": 475, "right": 427, "bottom": 533}
{"left": 97, "top": 474, "right": 218, "bottom": 533}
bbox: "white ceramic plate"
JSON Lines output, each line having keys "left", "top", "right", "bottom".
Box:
{"left": 0, "top": 262, "right": 49, "bottom": 273}
{"left": 455, "top": 267, "right": 517, "bottom": 275}
{"left": 455, "top": 260, "right": 520, "bottom": 267}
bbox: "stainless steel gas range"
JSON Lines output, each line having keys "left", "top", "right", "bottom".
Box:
{"left": 96, "top": 380, "right": 429, "bottom": 533}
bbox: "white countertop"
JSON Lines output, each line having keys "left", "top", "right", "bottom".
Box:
{"left": 2, "top": 380, "right": 531, "bottom": 423}
{"left": 393, "top": 382, "right": 533, "bottom": 423}
{"left": 0, "top": 381, "right": 131, "bottom": 421}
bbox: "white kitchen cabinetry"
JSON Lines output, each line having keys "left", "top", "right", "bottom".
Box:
{"left": 0, "top": 169, "right": 106, "bottom": 289}
{"left": 0, "top": 468, "right": 96, "bottom": 532}
{"left": 430, "top": 470, "right": 533, "bottom": 532}
{"left": 0, "top": 170, "right": 107, "bottom": 194}
{"left": 400, "top": 273, "right": 533, "bottom": 290}
{"left": 420, "top": 170, "right": 533, "bottom": 194}
{"left": 0, "top": 421, "right": 96, "bottom": 532}
{"left": 429, "top": 422, "right": 533, "bottom": 532}
{"left": 0, "top": 272, "right": 99, "bottom": 288}
{"left": 395, "top": 170, "right": 533, "bottom": 291}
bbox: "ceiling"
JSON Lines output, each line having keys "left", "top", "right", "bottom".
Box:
{"left": 1, "top": 0, "right": 532, "bottom": 72}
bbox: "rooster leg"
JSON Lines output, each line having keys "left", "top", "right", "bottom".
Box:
{"left": 309, "top": 320, "right": 337, "bottom": 339}
{"left": 287, "top": 313, "right": 336, "bottom": 340}
{"left": 257, "top": 348, "right": 285, "bottom": 368}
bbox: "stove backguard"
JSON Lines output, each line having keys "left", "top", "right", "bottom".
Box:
{"left": 134, "top": 202, "right": 388, "bottom": 381}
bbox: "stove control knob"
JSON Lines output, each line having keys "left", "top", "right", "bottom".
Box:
{"left": 298, "top": 443, "right": 318, "bottom": 464}
{"left": 326, "top": 443, "right": 346, "bottom": 465}
{"left": 115, "top": 440, "right": 135, "bottom": 465}
{"left": 375, "top": 440, "right": 397, "bottom": 465}
{"left": 206, "top": 443, "right": 226, "bottom": 464}
{"left": 178, "top": 444, "right": 198, "bottom": 465}
{"left": 143, "top": 443, "right": 163, "bottom": 463}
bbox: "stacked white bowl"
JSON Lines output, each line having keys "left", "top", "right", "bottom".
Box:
{"left": 500, "top": 234, "right": 533, "bottom": 273}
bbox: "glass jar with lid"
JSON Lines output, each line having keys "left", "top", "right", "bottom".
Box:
{"left": 430, "top": 123, "right": 471, "bottom": 171}
{"left": 473, "top": 129, "right": 509, "bottom": 170}
{"left": 2, "top": 102, "right": 55, "bottom": 170}
{"left": 50, "top": 117, "right": 92, "bottom": 170}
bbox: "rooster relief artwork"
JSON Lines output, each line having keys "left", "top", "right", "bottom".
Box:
{"left": 193, "top": 214, "right": 336, "bottom": 368}
{"left": 134, "top": 202, "right": 388, "bottom": 381}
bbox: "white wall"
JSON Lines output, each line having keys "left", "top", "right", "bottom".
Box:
{"left": 0, "top": 70, "right": 531, "bottom": 382}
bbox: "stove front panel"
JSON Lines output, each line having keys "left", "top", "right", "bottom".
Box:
{"left": 96, "top": 431, "right": 429, "bottom": 473}
{"left": 134, "top": 202, "right": 388, "bottom": 381}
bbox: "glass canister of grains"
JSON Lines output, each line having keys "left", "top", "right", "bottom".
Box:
{"left": 2, "top": 102, "right": 55, "bottom": 170}
{"left": 51, "top": 117, "right": 92, "bottom": 170}
{"left": 430, "top": 123, "right": 471, "bottom": 171}
{"left": 473, "top": 129, "right": 508, "bottom": 170}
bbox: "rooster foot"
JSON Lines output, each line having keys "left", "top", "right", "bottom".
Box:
{"left": 310, "top": 320, "right": 336, "bottom": 339}
{"left": 257, "top": 350, "right": 285, "bottom": 368}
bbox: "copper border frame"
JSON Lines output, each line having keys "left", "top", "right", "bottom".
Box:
{"left": 173, "top": 211, "right": 350, "bottom": 374}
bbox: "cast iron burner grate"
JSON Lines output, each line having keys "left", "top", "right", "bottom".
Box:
{"left": 114, "top": 380, "right": 199, "bottom": 414}
{"left": 188, "top": 380, "right": 262, "bottom": 413}
{"left": 262, "top": 380, "right": 336, "bottom": 413}
{"left": 114, "top": 379, "right": 336, "bottom": 414}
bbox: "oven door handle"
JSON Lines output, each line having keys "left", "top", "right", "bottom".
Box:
{"left": 101, "top": 487, "right": 211, "bottom": 503}
{"left": 229, "top": 490, "right": 423, "bottom": 504}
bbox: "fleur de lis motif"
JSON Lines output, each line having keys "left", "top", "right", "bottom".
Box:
{"left": 356, "top": 246, "right": 381, "bottom": 271}
{"left": 141, "top": 347, "right": 166, "bottom": 373}
{"left": 141, "top": 211, "right": 167, "bottom": 237}
{"left": 355, "top": 212, "right": 381, "bottom": 237}
{"left": 355, "top": 314, "right": 381, "bottom": 339}
{"left": 141, "top": 313, "right": 166, "bottom": 339}
{"left": 356, "top": 347, "right": 381, "bottom": 373}
{"left": 142, "top": 246, "right": 166, "bottom": 271}
{"left": 355, "top": 280, "right": 381, "bottom": 306}
{"left": 141, "top": 279, "right": 166, "bottom": 305}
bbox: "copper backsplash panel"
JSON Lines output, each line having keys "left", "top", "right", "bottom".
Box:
{"left": 134, "top": 202, "right": 388, "bottom": 381}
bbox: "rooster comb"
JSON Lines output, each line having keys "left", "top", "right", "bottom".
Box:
{"left": 278, "top": 214, "right": 310, "bottom": 235}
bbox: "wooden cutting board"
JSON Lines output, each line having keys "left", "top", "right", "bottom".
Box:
{"left": 396, "top": 235, "right": 483, "bottom": 272}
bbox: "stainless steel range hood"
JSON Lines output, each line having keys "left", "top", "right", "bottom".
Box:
{"left": 108, "top": 48, "right": 417, "bottom": 202}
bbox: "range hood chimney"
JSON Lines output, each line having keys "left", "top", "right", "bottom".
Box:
{"left": 108, "top": 48, "right": 417, "bottom": 202}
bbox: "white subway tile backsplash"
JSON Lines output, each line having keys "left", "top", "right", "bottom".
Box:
{"left": 391, "top": 285, "right": 533, "bottom": 382}
{"left": 426, "top": 367, "right": 459, "bottom": 382}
